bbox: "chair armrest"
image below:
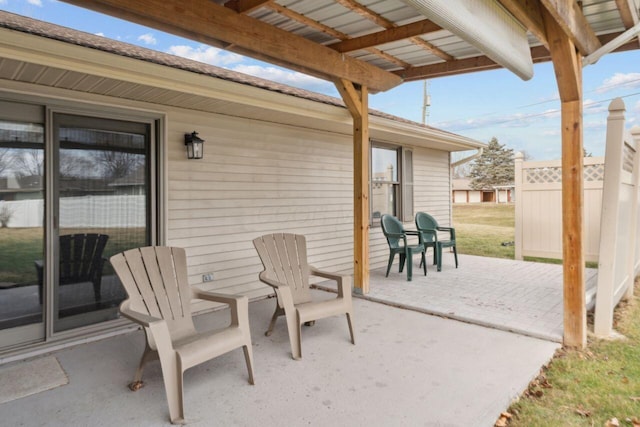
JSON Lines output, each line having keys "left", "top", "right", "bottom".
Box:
{"left": 309, "top": 266, "right": 352, "bottom": 299}
{"left": 437, "top": 226, "right": 456, "bottom": 239}
{"left": 193, "top": 290, "right": 249, "bottom": 328}
{"left": 309, "top": 266, "right": 344, "bottom": 281}
{"left": 384, "top": 232, "right": 406, "bottom": 238}
{"left": 405, "top": 230, "right": 420, "bottom": 236}
{"left": 192, "top": 289, "right": 246, "bottom": 307}
{"left": 119, "top": 300, "right": 163, "bottom": 327}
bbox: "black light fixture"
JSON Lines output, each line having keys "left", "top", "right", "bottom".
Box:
{"left": 184, "top": 131, "right": 204, "bottom": 160}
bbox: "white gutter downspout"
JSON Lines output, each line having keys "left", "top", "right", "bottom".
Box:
{"left": 451, "top": 147, "right": 483, "bottom": 168}
{"left": 449, "top": 147, "right": 483, "bottom": 223}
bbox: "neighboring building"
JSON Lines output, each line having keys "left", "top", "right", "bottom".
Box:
{"left": 0, "top": 12, "right": 483, "bottom": 358}
{"left": 452, "top": 179, "right": 513, "bottom": 203}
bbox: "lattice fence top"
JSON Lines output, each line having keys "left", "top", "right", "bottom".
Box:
{"left": 623, "top": 141, "right": 635, "bottom": 174}
{"left": 525, "top": 166, "right": 561, "bottom": 183}
{"left": 585, "top": 164, "right": 605, "bottom": 181}
{"left": 524, "top": 163, "right": 604, "bottom": 184}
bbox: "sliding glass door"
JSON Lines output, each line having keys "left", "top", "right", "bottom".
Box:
{"left": 0, "top": 100, "right": 157, "bottom": 350}
{"left": 0, "top": 102, "right": 46, "bottom": 348}
{"left": 52, "top": 113, "right": 152, "bottom": 332}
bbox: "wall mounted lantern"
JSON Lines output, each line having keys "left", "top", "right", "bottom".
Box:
{"left": 184, "top": 131, "right": 204, "bottom": 159}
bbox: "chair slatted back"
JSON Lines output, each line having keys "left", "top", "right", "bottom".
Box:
{"left": 253, "top": 233, "right": 311, "bottom": 305}
{"left": 380, "top": 214, "right": 405, "bottom": 249}
{"left": 59, "top": 233, "right": 108, "bottom": 284}
{"left": 111, "top": 246, "right": 195, "bottom": 335}
{"left": 415, "top": 212, "right": 438, "bottom": 243}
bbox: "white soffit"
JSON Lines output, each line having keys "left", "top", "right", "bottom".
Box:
{"left": 401, "top": 0, "right": 534, "bottom": 80}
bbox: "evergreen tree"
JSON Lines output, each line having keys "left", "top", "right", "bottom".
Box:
{"left": 469, "top": 137, "right": 514, "bottom": 190}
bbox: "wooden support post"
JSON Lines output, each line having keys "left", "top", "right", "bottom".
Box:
{"left": 544, "top": 8, "right": 587, "bottom": 348}
{"left": 560, "top": 98, "right": 586, "bottom": 347}
{"left": 335, "top": 79, "right": 370, "bottom": 294}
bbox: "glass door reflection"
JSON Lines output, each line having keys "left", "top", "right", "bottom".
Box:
{"left": 0, "top": 119, "right": 45, "bottom": 347}
{"left": 53, "top": 114, "right": 151, "bottom": 332}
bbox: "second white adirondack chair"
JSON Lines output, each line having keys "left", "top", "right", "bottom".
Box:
{"left": 253, "top": 233, "right": 355, "bottom": 360}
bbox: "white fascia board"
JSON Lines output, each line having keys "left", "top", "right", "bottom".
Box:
{"left": 369, "top": 115, "right": 486, "bottom": 152}
{"left": 0, "top": 28, "right": 347, "bottom": 124}
{"left": 0, "top": 27, "right": 481, "bottom": 151}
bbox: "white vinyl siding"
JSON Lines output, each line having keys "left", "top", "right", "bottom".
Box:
{"left": 166, "top": 109, "right": 355, "bottom": 307}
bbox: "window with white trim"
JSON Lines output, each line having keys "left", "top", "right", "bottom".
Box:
{"left": 371, "top": 143, "right": 413, "bottom": 225}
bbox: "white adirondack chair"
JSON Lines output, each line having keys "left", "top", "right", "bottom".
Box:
{"left": 110, "top": 246, "right": 254, "bottom": 424}
{"left": 253, "top": 233, "right": 355, "bottom": 360}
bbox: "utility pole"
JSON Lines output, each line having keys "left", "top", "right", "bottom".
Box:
{"left": 422, "top": 80, "right": 431, "bottom": 125}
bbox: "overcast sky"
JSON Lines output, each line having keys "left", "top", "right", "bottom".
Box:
{"left": 2, "top": 0, "right": 640, "bottom": 160}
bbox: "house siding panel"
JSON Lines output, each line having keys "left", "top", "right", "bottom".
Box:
{"left": 167, "top": 109, "right": 355, "bottom": 306}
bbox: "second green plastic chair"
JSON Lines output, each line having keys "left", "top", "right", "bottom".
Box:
{"left": 415, "top": 211, "right": 458, "bottom": 272}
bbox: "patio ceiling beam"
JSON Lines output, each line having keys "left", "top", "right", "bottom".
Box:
{"left": 60, "top": 0, "right": 403, "bottom": 93}
{"left": 395, "top": 45, "right": 551, "bottom": 81}
{"left": 543, "top": 6, "right": 586, "bottom": 348}
{"left": 615, "top": 0, "right": 639, "bottom": 29}
{"left": 334, "top": 0, "right": 453, "bottom": 61}
{"left": 328, "top": 19, "right": 443, "bottom": 53}
{"left": 224, "top": 0, "right": 272, "bottom": 14}
{"left": 497, "top": 0, "right": 549, "bottom": 50}
{"left": 615, "top": 0, "right": 640, "bottom": 47}
{"left": 539, "top": 0, "right": 602, "bottom": 55}
{"left": 394, "top": 30, "right": 635, "bottom": 81}
{"left": 266, "top": 3, "right": 411, "bottom": 70}
{"left": 335, "top": 79, "right": 370, "bottom": 294}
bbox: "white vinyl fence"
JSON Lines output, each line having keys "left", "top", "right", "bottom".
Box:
{"left": 594, "top": 99, "right": 640, "bottom": 337}
{"left": 515, "top": 98, "right": 640, "bottom": 338}
{"left": 0, "top": 195, "right": 145, "bottom": 228}
{"left": 514, "top": 156, "right": 604, "bottom": 262}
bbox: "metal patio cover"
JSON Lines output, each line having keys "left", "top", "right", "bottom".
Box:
{"left": 59, "top": 0, "right": 640, "bottom": 93}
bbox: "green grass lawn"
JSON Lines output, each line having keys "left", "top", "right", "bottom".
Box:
{"left": 453, "top": 203, "right": 640, "bottom": 426}
{"left": 0, "top": 227, "right": 147, "bottom": 284}
{"left": 453, "top": 203, "right": 515, "bottom": 259}
{"left": 508, "top": 282, "right": 640, "bottom": 426}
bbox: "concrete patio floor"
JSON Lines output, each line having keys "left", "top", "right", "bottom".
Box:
{"left": 357, "top": 254, "right": 598, "bottom": 343}
{"left": 0, "top": 292, "right": 559, "bottom": 427}
{"left": 3, "top": 253, "right": 600, "bottom": 426}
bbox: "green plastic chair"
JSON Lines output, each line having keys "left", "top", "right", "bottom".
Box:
{"left": 380, "top": 214, "right": 426, "bottom": 281}
{"left": 415, "top": 211, "right": 458, "bottom": 272}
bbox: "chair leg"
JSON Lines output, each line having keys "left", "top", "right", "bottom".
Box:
{"left": 92, "top": 280, "right": 102, "bottom": 303}
{"left": 243, "top": 345, "right": 255, "bottom": 385}
{"left": 421, "top": 251, "right": 427, "bottom": 276}
{"left": 345, "top": 312, "right": 355, "bottom": 345}
{"left": 453, "top": 245, "right": 459, "bottom": 268}
{"left": 433, "top": 247, "right": 437, "bottom": 266}
{"left": 406, "top": 250, "right": 413, "bottom": 281}
{"left": 265, "top": 305, "right": 283, "bottom": 336}
{"left": 399, "top": 254, "right": 406, "bottom": 273}
{"left": 385, "top": 253, "right": 395, "bottom": 277}
{"left": 295, "top": 313, "right": 303, "bottom": 360}
{"left": 437, "top": 244, "right": 443, "bottom": 272}
{"left": 129, "top": 344, "right": 157, "bottom": 390}
{"left": 159, "top": 354, "right": 185, "bottom": 424}
{"left": 167, "top": 369, "right": 185, "bottom": 425}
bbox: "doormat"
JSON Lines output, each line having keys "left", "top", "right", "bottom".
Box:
{"left": 0, "top": 356, "right": 68, "bottom": 404}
